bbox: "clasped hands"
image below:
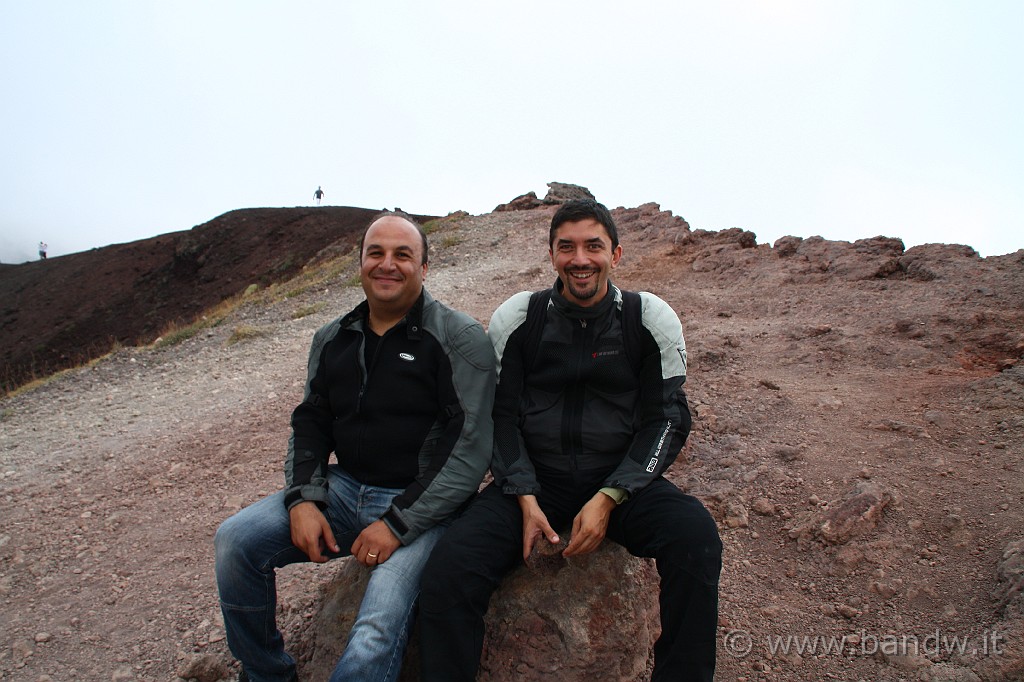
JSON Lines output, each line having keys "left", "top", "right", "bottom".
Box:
{"left": 518, "top": 492, "right": 616, "bottom": 561}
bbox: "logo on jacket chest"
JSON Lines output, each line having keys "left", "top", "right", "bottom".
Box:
{"left": 399, "top": 352, "right": 415, "bottom": 362}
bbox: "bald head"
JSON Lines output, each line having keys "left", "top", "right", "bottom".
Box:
{"left": 360, "top": 210, "right": 428, "bottom": 265}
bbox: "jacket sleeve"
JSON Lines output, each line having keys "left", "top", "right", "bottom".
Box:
{"left": 603, "top": 293, "right": 691, "bottom": 494}
{"left": 283, "top": 320, "right": 339, "bottom": 510}
{"left": 487, "top": 292, "right": 542, "bottom": 495}
{"left": 379, "top": 314, "right": 497, "bottom": 544}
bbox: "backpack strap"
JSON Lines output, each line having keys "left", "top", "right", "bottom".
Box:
{"left": 522, "top": 289, "right": 552, "bottom": 372}
{"left": 619, "top": 290, "right": 645, "bottom": 375}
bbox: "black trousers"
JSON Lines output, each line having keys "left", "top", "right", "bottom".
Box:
{"left": 418, "top": 471, "right": 722, "bottom": 681}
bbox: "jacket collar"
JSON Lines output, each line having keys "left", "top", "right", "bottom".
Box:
{"left": 550, "top": 278, "right": 618, "bottom": 320}
{"left": 340, "top": 288, "right": 429, "bottom": 340}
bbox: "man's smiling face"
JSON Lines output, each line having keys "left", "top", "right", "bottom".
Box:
{"left": 359, "top": 216, "right": 427, "bottom": 312}
{"left": 549, "top": 218, "right": 622, "bottom": 307}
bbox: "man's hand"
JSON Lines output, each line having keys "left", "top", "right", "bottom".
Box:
{"left": 351, "top": 520, "right": 401, "bottom": 566}
{"left": 518, "top": 495, "right": 560, "bottom": 560}
{"left": 289, "top": 501, "right": 340, "bottom": 563}
{"left": 563, "top": 492, "right": 616, "bottom": 558}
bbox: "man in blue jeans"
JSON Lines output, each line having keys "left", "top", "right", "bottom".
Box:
{"left": 418, "top": 200, "right": 722, "bottom": 681}
{"left": 215, "top": 211, "right": 496, "bottom": 682}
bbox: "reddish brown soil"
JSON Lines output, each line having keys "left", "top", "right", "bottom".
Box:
{"left": 1, "top": 203, "right": 1022, "bottom": 681}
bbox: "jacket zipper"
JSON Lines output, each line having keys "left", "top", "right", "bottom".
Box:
{"left": 568, "top": 317, "right": 590, "bottom": 471}
{"left": 355, "top": 328, "right": 385, "bottom": 471}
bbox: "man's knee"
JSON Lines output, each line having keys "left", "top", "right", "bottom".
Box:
{"left": 660, "top": 510, "right": 723, "bottom": 586}
{"left": 215, "top": 508, "right": 277, "bottom": 574}
{"left": 694, "top": 529, "right": 724, "bottom": 585}
{"left": 214, "top": 514, "right": 247, "bottom": 576}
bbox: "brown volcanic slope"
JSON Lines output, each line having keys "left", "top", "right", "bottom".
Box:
{"left": 0, "top": 206, "right": 434, "bottom": 392}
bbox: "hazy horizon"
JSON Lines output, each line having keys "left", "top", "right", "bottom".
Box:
{"left": 3, "top": 1, "right": 1021, "bottom": 264}
{"left": 2, "top": 194, "right": 1018, "bottom": 267}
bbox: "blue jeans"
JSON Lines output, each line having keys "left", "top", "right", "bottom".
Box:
{"left": 215, "top": 465, "right": 444, "bottom": 682}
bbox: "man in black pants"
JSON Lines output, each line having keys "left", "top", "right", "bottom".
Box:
{"left": 418, "top": 199, "right": 722, "bottom": 681}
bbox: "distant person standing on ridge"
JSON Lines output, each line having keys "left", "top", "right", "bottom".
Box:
{"left": 38, "top": 242, "right": 47, "bottom": 259}
{"left": 314, "top": 186, "right": 325, "bottom": 205}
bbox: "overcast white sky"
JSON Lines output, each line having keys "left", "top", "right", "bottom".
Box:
{"left": 2, "top": 1, "right": 1021, "bottom": 263}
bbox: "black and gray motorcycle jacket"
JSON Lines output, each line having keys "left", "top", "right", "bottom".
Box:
{"left": 284, "top": 289, "right": 496, "bottom": 545}
{"left": 487, "top": 281, "right": 690, "bottom": 496}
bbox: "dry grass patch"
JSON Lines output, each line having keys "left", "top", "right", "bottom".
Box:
{"left": 226, "top": 325, "right": 267, "bottom": 345}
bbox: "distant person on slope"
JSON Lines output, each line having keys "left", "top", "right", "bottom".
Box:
{"left": 38, "top": 242, "right": 47, "bottom": 259}
{"left": 314, "top": 186, "right": 324, "bottom": 205}
{"left": 215, "top": 211, "right": 496, "bottom": 682}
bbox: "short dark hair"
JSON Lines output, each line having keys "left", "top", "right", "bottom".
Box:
{"left": 360, "top": 210, "right": 429, "bottom": 265}
{"left": 549, "top": 199, "right": 619, "bottom": 250}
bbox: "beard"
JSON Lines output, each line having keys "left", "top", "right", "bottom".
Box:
{"left": 564, "top": 268, "right": 600, "bottom": 301}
